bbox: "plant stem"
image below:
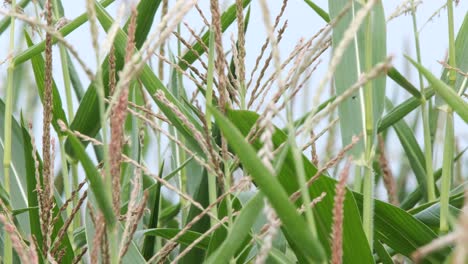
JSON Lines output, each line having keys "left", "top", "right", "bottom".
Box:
{"left": 353, "top": 166, "right": 362, "bottom": 192}
{"left": 285, "top": 89, "right": 318, "bottom": 237}
{"left": 3, "top": 0, "right": 16, "bottom": 261}
{"left": 72, "top": 162, "right": 80, "bottom": 229}
{"left": 440, "top": 0, "right": 456, "bottom": 233}
{"left": 289, "top": 123, "right": 318, "bottom": 238}
{"left": 110, "top": 227, "right": 119, "bottom": 264}
{"left": 446, "top": 0, "right": 456, "bottom": 86}
{"left": 58, "top": 136, "right": 71, "bottom": 209}
{"left": 224, "top": 162, "right": 234, "bottom": 226}
{"left": 206, "top": 28, "right": 219, "bottom": 226}
{"left": 59, "top": 50, "right": 74, "bottom": 121}
{"left": 239, "top": 84, "right": 246, "bottom": 110}
{"left": 410, "top": 0, "right": 436, "bottom": 202}
{"left": 362, "top": 4, "right": 375, "bottom": 249}
{"left": 3, "top": 60, "right": 14, "bottom": 264}
{"left": 176, "top": 23, "right": 188, "bottom": 222}
{"left": 440, "top": 109, "right": 454, "bottom": 233}
{"left": 362, "top": 160, "right": 374, "bottom": 244}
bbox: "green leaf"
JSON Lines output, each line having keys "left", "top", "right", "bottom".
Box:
{"left": 410, "top": 191, "right": 466, "bottom": 216}
{"left": 205, "top": 196, "right": 244, "bottom": 259}
{"left": 440, "top": 12, "right": 468, "bottom": 92}
{"left": 159, "top": 203, "right": 180, "bottom": 224}
{"left": 127, "top": 0, "right": 162, "bottom": 48}
{"left": 264, "top": 247, "right": 296, "bottom": 264}
{"left": 386, "top": 99, "right": 428, "bottom": 199}
{"left": 378, "top": 88, "right": 434, "bottom": 133}
{"left": 211, "top": 107, "right": 326, "bottom": 262}
{"left": 362, "top": 0, "right": 388, "bottom": 133}
{"left": 378, "top": 13, "right": 468, "bottom": 132}
{"left": 387, "top": 67, "right": 421, "bottom": 98}
{"left": 401, "top": 168, "right": 441, "bottom": 210}
{"left": 54, "top": 0, "right": 66, "bottom": 17}
{"left": 303, "top": 1, "right": 434, "bottom": 104}
{"left": 374, "top": 240, "right": 394, "bottom": 264}
{"left": 141, "top": 163, "right": 163, "bottom": 260}
{"left": 300, "top": 2, "right": 426, "bottom": 109}
{"left": 328, "top": 1, "right": 363, "bottom": 158}
{"left": 205, "top": 194, "right": 264, "bottom": 264}
{"left": 407, "top": 57, "right": 468, "bottom": 123}
{"left": 328, "top": 0, "right": 387, "bottom": 159}
{"left": 412, "top": 203, "right": 460, "bottom": 229}
{"left": 65, "top": 132, "right": 116, "bottom": 226}
{"left": 226, "top": 110, "right": 373, "bottom": 263}
{"left": 400, "top": 147, "right": 467, "bottom": 210}
{"left": 119, "top": 86, "right": 140, "bottom": 190}
{"left": 138, "top": 228, "right": 211, "bottom": 250}
{"left": 50, "top": 190, "right": 76, "bottom": 263}
{"left": 66, "top": 51, "right": 85, "bottom": 101}
{"left": 20, "top": 118, "right": 75, "bottom": 263}
{"left": 85, "top": 207, "right": 145, "bottom": 263}
{"left": 353, "top": 194, "right": 449, "bottom": 263}
{"left": 181, "top": 169, "right": 210, "bottom": 262}
{"left": 163, "top": 157, "right": 194, "bottom": 181}
{"left": 0, "top": 100, "right": 30, "bottom": 233}
{"left": 231, "top": 192, "right": 287, "bottom": 263}
{"left": 20, "top": 117, "right": 43, "bottom": 249}
{"left": 2, "top": 206, "right": 36, "bottom": 216}
{"left": 73, "top": 227, "right": 87, "bottom": 248}
{"left": 304, "top": 0, "right": 330, "bottom": 22}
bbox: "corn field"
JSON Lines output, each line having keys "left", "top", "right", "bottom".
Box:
{"left": 0, "top": 0, "right": 467, "bottom": 263}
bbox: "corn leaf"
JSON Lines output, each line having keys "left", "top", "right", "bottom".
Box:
{"left": 0, "top": 100, "right": 30, "bottom": 232}
{"left": 407, "top": 57, "right": 468, "bottom": 123}
{"left": 328, "top": 0, "right": 387, "bottom": 159}
{"left": 303, "top": 0, "right": 330, "bottom": 22}
{"left": 65, "top": 132, "right": 116, "bottom": 226}
{"left": 212, "top": 107, "right": 328, "bottom": 262}
{"left": 440, "top": 12, "right": 468, "bottom": 92}
{"left": 226, "top": 109, "right": 373, "bottom": 263}
{"left": 353, "top": 194, "right": 449, "bottom": 263}
{"left": 205, "top": 194, "right": 264, "bottom": 264}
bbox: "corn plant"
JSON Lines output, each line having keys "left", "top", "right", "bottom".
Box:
{"left": 0, "top": 0, "right": 467, "bottom": 263}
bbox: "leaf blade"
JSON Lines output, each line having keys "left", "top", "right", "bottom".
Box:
{"left": 406, "top": 56, "right": 468, "bottom": 123}
{"left": 65, "top": 132, "right": 116, "bottom": 226}
{"left": 211, "top": 107, "right": 326, "bottom": 262}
